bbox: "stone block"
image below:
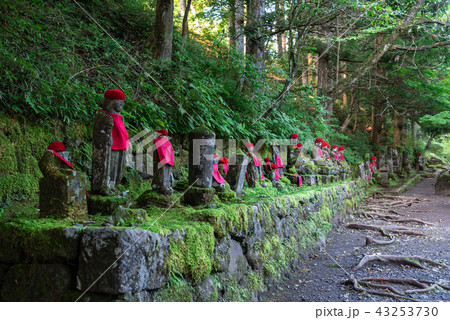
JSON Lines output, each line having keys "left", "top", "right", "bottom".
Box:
{"left": 77, "top": 228, "right": 172, "bottom": 294}
{"left": 1, "top": 264, "right": 74, "bottom": 302}
{"left": 303, "top": 175, "right": 316, "bottom": 185}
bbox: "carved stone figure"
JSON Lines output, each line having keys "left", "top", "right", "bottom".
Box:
{"left": 152, "top": 129, "right": 174, "bottom": 195}
{"left": 91, "top": 89, "right": 129, "bottom": 195}
{"left": 184, "top": 128, "right": 216, "bottom": 206}
{"left": 272, "top": 145, "right": 284, "bottom": 176}
{"left": 227, "top": 154, "right": 248, "bottom": 196}
{"left": 39, "top": 141, "right": 87, "bottom": 219}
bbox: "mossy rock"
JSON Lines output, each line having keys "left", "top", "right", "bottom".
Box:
{"left": 183, "top": 187, "right": 215, "bottom": 206}
{"left": 135, "top": 190, "right": 175, "bottom": 208}
{"left": 87, "top": 195, "right": 129, "bottom": 215}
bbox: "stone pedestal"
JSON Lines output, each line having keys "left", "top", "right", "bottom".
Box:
{"left": 184, "top": 128, "right": 216, "bottom": 206}
{"left": 227, "top": 154, "right": 248, "bottom": 196}
{"left": 387, "top": 160, "right": 394, "bottom": 174}
{"left": 303, "top": 175, "right": 316, "bottom": 185}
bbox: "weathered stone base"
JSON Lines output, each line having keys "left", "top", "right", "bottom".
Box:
{"left": 87, "top": 194, "right": 129, "bottom": 216}
{"left": 135, "top": 190, "right": 175, "bottom": 208}
{"left": 0, "top": 180, "right": 365, "bottom": 302}
{"left": 183, "top": 187, "right": 215, "bottom": 206}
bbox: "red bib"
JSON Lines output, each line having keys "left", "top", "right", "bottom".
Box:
{"left": 154, "top": 137, "right": 174, "bottom": 166}
{"left": 249, "top": 152, "right": 262, "bottom": 166}
{"left": 222, "top": 163, "right": 228, "bottom": 174}
{"left": 340, "top": 154, "right": 343, "bottom": 161}
{"left": 275, "top": 153, "right": 284, "bottom": 167}
{"left": 274, "top": 169, "right": 279, "bottom": 180}
{"left": 296, "top": 174, "right": 302, "bottom": 186}
{"left": 318, "top": 147, "right": 323, "bottom": 157}
{"left": 110, "top": 114, "right": 129, "bottom": 150}
{"left": 213, "top": 163, "right": 226, "bottom": 183}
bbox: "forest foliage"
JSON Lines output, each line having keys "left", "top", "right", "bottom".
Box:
{"left": 0, "top": 0, "right": 449, "bottom": 163}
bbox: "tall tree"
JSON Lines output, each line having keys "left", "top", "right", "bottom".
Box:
{"left": 246, "top": 0, "right": 265, "bottom": 78}
{"left": 151, "top": 0, "right": 174, "bottom": 60}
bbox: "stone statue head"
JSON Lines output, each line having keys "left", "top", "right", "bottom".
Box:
{"left": 245, "top": 143, "right": 254, "bottom": 153}
{"left": 103, "top": 89, "right": 125, "bottom": 114}
{"left": 103, "top": 99, "right": 125, "bottom": 114}
{"left": 272, "top": 145, "right": 279, "bottom": 154}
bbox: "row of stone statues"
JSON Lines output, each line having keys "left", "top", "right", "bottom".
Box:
{"left": 38, "top": 89, "right": 423, "bottom": 219}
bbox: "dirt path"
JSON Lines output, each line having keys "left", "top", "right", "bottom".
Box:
{"left": 261, "top": 177, "right": 450, "bottom": 302}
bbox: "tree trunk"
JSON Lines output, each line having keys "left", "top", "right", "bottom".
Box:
{"left": 339, "top": 90, "right": 354, "bottom": 133}
{"left": 151, "top": 0, "right": 174, "bottom": 60}
{"left": 235, "top": 0, "right": 245, "bottom": 54}
{"left": 393, "top": 110, "right": 402, "bottom": 146}
{"left": 412, "top": 121, "right": 417, "bottom": 147}
{"left": 181, "top": 0, "right": 192, "bottom": 40}
{"left": 246, "top": 0, "right": 265, "bottom": 78}
{"left": 425, "top": 133, "right": 435, "bottom": 150}
{"left": 228, "top": 0, "right": 236, "bottom": 47}
{"left": 370, "top": 33, "right": 384, "bottom": 146}
{"left": 352, "top": 106, "right": 359, "bottom": 134}
{"left": 317, "top": 25, "right": 333, "bottom": 123}
{"left": 276, "top": 0, "right": 286, "bottom": 57}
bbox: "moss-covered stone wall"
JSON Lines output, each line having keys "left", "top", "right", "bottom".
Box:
{"left": 0, "top": 179, "right": 365, "bottom": 302}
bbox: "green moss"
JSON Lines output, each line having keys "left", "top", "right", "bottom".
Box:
{"left": 166, "top": 222, "right": 215, "bottom": 284}
{"left": 154, "top": 277, "right": 195, "bottom": 302}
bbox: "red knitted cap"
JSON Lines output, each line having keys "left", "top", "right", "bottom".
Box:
{"left": 271, "top": 163, "right": 279, "bottom": 169}
{"left": 296, "top": 143, "right": 303, "bottom": 148}
{"left": 315, "top": 138, "right": 323, "bottom": 143}
{"left": 290, "top": 133, "right": 299, "bottom": 138}
{"left": 371, "top": 156, "right": 376, "bottom": 160}
{"left": 214, "top": 153, "right": 218, "bottom": 158}
{"left": 104, "top": 89, "right": 125, "bottom": 100}
{"left": 264, "top": 157, "right": 270, "bottom": 162}
{"left": 322, "top": 142, "right": 330, "bottom": 148}
{"left": 331, "top": 145, "right": 337, "bottom": 149}
{"left": 47, "top": 141, "right": 65, "bottom": 151}
{"left": 338, "top": 146, "right": 345, "bottom": 151}
{"left": 245, "top": 143, "right": 254, "bottom": 148}
{"left": 418, "top": 154, "right": 422, "bottom": 157}
{"left": 219, "top": 157, "right": 228, "bottom": 164}
{"left": 157, "top": 129, "right": 168, "bottom": 136}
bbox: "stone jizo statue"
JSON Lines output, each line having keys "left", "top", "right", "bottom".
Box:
{"left": 152, "top": 129, "right": 175, "bottom": 195}
{"left": 91, "top": 89, "right": 129, "bottom": 195}
{"left": 212, "top": 153, "right": 226, "bottom": 189}
{"left": 290, "top": 133, "right": 299, "bottom": 146}
{"left": 39, "top": 141, "right": 87, "bottom": 219}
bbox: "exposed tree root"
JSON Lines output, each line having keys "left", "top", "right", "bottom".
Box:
{"left": 387, "top": 218, "right": 436, "bottom": 226}
{"left": 353, "top": 254, "right": 448, "bottom": 270}
{"left": 346, "top": 223, "right": 426, "bottom": 236}
{"left": 365, "top": 236, "right": 395, "bottom": 246}
{"left": 345, "top": 276, "right": 450, "bottom": 301}
{"left": 344, "top": 275, "right": 419, "bottom": 301}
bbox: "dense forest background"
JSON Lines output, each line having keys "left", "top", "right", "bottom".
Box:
{"left": 0, "top": 0, "right": 449, "bottom": 165}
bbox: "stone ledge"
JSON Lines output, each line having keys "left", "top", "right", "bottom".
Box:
{"left": 0, "top": 179, "right": 366, "bottom": 301}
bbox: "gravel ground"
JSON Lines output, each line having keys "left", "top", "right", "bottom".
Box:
{"left": 261, "top": 177, "right": 450, "bottom": 302}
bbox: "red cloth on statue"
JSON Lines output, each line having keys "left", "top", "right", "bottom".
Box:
{"left": 333, "top": 151, "right": 338, "bottom": 160}
{"left": 249, "top": 152, "right": 262, "bottom": 166}
{"left": 340, "top": 154, "right": 343, "bottom": 161}
{"left": 154, "top": 137, "right": 174, "bottom": 166}
{"left": 222, "top": 163, "right": 228, "bottom": 174}
{"left": 373, "top": 162, "right": 377, "bottom": 168}
{"left": 328, "top": 154, "right": 331, "bottom": 160}
{"left": 97, "top": 110, "right": 129, "bottom": 150}
{"left": 245, "top": 171, "right": 248, "bottom": 182}
{"left": 274, "top": 169, "right": 279, "bottom": 180}
{"left": 296, "top": 174, "right": 302, "bottom": 186}
{"left": 275, "top": 153, "right": 283, "bottom": 167}
{"left": 213, "top": 163, "right": 226, "bottom": 183}
{"left": 49, "top": 150, "right": 74, "bottom": 170}
{"left": 110, "top": 114, "right": 129, "bottom": 150}
{"left": 370, "top": 164, "right": 373, "bottom": 172}
{"left": 261, "top": 172, "right": 265, "bottom": 180}
{"left": 318, "top": 147, "right": 323, "bottom": 157}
